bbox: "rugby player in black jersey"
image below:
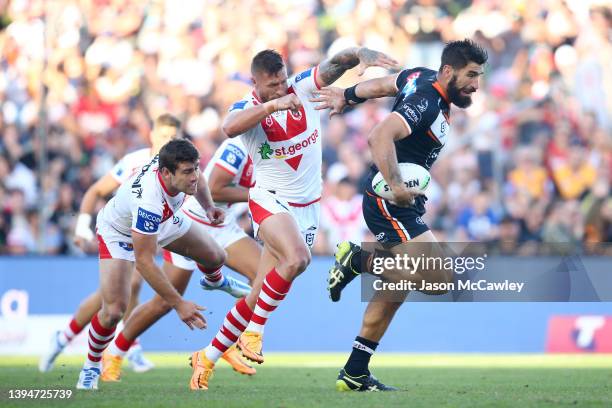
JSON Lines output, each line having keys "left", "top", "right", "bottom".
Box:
{"left": 311, "top": 39, "right": 487, "bottom": 391}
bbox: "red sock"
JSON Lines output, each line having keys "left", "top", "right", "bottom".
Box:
{"left": 198, "top": 264, "right": 223, "bottom": 283}
{"left": 59, "top": 318, "right": 83, "bottom": 346}
{"left": 86, "top": 314, "right": 115, "bottom": 365}
{"left": 205, "top": 298, "right": 253, "bottom": 362}
{"left": 117, "top": 332, "right": 134, "bottom": 356}
{"left": 246, "top": 268, "right": 291, "bottom": 333}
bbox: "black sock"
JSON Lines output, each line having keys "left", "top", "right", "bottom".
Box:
{"left": 343, "top": 336, "right": 378, "bottom": 376}
{"left": 350, "top": 248, "right": 371, "bottom": 274}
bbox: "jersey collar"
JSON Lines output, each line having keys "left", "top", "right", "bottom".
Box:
{"left": 157, "top": 170, "right": 178, "bottom": 197}
{"left": 432, "top": 81, "right": 450, "bottom": 105}
{"left": 251, "top": 90, "right": 262, "bottom": 104}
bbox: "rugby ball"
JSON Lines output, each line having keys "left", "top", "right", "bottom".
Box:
{"left": 371, "top": 163, "right": 431, "bottom": 200}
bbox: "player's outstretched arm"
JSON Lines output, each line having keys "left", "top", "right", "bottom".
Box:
{"left": 222, "top": 94, "right": 302, "bottom": 138}
{"left": 74, "top": 174, "right": 120, "bottom": 247}
{"left": 310, "top": 74, "right": 400, "bottom": 117}
{"left": 208, "top": 166, "right": 249, "bottom": 204}
{"left": 315, "top": 47, "right": 399, "bottom": 88}
{"left": 132, "top": 231, "right": 206, "bottom": 330}
{"left": 368, "top": 113, "right": 422, "bottom": 207}
{"left": 194, "top": 172, "right": 226, "bottom": 225}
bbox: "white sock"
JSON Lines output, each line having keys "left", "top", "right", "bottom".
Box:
{"left": 204, "top": 344, "right": 224, "bottom": 362}
{"left": 245, "top": 320, "right": 264, "bottom": 334}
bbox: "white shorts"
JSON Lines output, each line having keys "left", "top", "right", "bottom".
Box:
{"left": 248, "top": 187, "right": 320, "bottom": 248}
{"left": 161, "top": 210, "right": 249, "bottom": 270}
{"left": 96, "top": 211, "right": 191, "bottom": 262}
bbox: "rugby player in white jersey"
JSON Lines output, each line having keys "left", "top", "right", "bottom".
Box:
{"left": 41, "top": 116, "right": 250, "bottom": 376}
{"left": 100, "top": 137, "right": 259, "bottom": 381}
{"left": 75, "top": 138, "right": 226, "bottom": 390}
{"left": 39, "top": 114, "right": 182, "bottom": 374}
{"left": 189, "top": 47, "right": 399, "bottom": 390}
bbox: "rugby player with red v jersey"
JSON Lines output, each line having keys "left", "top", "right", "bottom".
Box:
{"left": 76, "top": 139, "right": 226, "bottom": 390}
{"left": 189, "top": 47, "right": 400, "bottom": 390}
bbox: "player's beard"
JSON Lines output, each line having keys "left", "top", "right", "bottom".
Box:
{"left": 447, "top": 75, "right": 474, "bottom": 108}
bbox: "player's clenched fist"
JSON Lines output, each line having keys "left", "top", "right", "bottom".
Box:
{"left": 175, "top": 300, "right": 207, "bottom": 330}
{"left": 265, "top": 93, "right": 302, "bottom": 115}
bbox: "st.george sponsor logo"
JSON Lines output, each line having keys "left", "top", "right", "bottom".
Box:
{"left": 259, "top": 129, "right": 319, "bottom": 159}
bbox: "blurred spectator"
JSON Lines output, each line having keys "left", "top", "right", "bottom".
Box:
{"left": 0, "top": 0, "right": 610, "bottom": 255}
{"left": 508, "top": 147, "right": 549, "bottom": 200}
{"left": 550, "top": 143, "right": 597, "bottom": 200}
{"left": 541, "top": 200, "right": 584, "bottom": 244}
{"left": 489, "top": 215, "right": 520, "bottom": 255}
{"left": 456, "top": 192, "right": 500, "bottom": 241}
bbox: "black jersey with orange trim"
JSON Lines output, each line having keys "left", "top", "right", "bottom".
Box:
{"left": 365, "top": 67, "right": 451, "bottom": 217}
{"left": 388, "top": 67, "right": 451, "bottom": 171}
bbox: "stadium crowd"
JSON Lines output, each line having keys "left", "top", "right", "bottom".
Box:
{"left": 0, "top": 0, "right": 610, "bottom": 255}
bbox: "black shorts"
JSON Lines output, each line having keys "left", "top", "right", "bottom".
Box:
{"left": 362, "top": 191, "right": 429, "bottom": 243}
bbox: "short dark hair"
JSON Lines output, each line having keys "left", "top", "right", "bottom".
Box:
{"left": 158, "top": 139, "right": 199, "bottom": 174}
{"left": 251, "top": 49, "right": 285, "bottom": 75}
{"left": 439, "top": 39, "right": 488, "bottom": 72}
{"left": 155, "top": 113, "right": 181, "bottom": 129}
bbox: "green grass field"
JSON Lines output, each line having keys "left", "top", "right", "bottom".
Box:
{"left": 1, "top": 354, "right": 611, "bottom": 407}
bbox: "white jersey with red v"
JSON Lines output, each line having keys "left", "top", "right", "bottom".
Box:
{"left": 99, "top": 155, "right": 186, "bottom": 237}
{"left": 229, "top": 66, "right": 323, "bottom": 204}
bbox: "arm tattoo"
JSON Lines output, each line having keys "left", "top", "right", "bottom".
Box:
{"left": 317, "top": 48, "right": 360, "bottom": 86}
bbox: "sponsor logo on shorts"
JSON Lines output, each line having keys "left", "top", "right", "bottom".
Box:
{"left": 118, "top": 242, "right": 134, "bottom": 251}
{"left": 415, "top": 217, "right": 425, "bottom": 225}
{"left": 375, "top": 232, "right": 386, "bottom": 241}
{"left": 305, "top": 233, "right": 315, "bottom": 247}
